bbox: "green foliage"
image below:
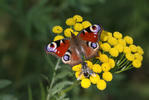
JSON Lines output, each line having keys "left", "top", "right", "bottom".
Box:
{"left": 0, "top": 0, "right": 149, "bottom": 100}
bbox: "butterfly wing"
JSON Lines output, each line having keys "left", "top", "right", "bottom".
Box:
{"left": 46, "top": 39, "right": 82, "bottom": 66}
{"left": 79, "top": 24, "right": 102, "bottom": 42}
{"left": 46, "top": 39, "right": 70, "bottom": 58}
{"left": 78, "top": 24, "right": 102, "bottom": 59}
{"left": 61, "top": 47, "right": 82, "bottom": 66}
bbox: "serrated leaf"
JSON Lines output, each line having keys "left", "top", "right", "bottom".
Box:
{"left": 0, "top": 80, "right": 12, "bottom": 89}
{"left": 51, "top": 81, "right": 73, "bottom": 96}
{"left": 57, "top": 93, "right": 66, "bottom": 100}
{"left": 54, "top": 71, "right": 71, "bottom": 82}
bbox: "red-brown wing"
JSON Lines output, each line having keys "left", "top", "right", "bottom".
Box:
{"left": 61, "top": 47, "right": 82, "bottom": 66}
{"left": 46, "top": 39, "right": 70, "bottom": 58}
{"left": 81, "top": 41, "right": 99, "bottom": 59}
{"left": 79, "top": 24, "right": 102, "bottom": 42}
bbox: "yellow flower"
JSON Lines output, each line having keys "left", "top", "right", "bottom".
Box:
{"left": 100, "top": 31, "right": 112, "bottom": 42}
{"left": 125, "top": 53, "right": 134, "bottom": 61}
{"left": 64, "top": 28, "right": 73, "bottom": 37}
{"left": 129, "top": 45, "right": 137, "bottom": 52}
{"left": 82, "top": 21, "right": 92, "bottom": 28}
{"left": 124, "top": 36, "right": 133, "bottom": 44}
{"left": 97, "top": 79, "right": 107, "bottom": 90}
{"left": 123, "top": 46, "right": 131, "bottom": 54}
{"left": 53, "top": 35, "right": 64, "bottom": 41}
{"left": 73, "top": 15, "right": 83, "bottom": 22}
{"left": 98, "top": 54, "right": 109, "bottom": 62}
{"left": 92, "top": 64, "right": 102, "bottom": 73}
{"left": 81, "top": 78, "right": 91, "bottom": 88}
{"left": 75, "top": 71, "right": 85, "bottom": 80}
{"left": 114, "top": 44, "right": 123, "bottom": 53}
{"left": 72, "top": 64, "right": 82, "bottom": 71}
{"left": 136, "top": 46, "right": 144, "bottom": 55}
{"left": 85, "top": 60, "right": 93, "bottom": 69}
{"left": 101, "top": 63, "right": 111, "bottom": 72}
{"left": 73, "top": 31, "right": 79, "bottom": 36}
{"left": 74, "top": 23, "right": 83, "bottom": 31}
{"left": 100, "top": 43, "right": 111, "bottom": 52}
{"left": 132, "top": 59, "right": 142, "bottom": 68}
{"left": 118, "top": 39, "right": 126, "bottom": 46}
{"left": 102, "top": 72, "right": 113, "bottom": 82}
{"left": 108, "top": 37, "right": 118, "bottom": 46}
{"left": 108, "top": 58, "right": 115, "bottom": 68}
{"left": 65, "top": 18, "right": 76, "bottom": 26}
{"left": 109, "top": 48, "right": 119, "bottom": 57}
{"left": 52, "top": 26, "right": 63, "bottom": 34}
{"left": 134, "top": 53, "right": 143, "bottom": 61}
{"left": 113, "top": 32, "right": 122, "bottom": 39}
{"left": 89, "top": 74, "right": 100, "bottom": 84}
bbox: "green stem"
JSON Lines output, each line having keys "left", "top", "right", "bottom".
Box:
{"left": 115, "top": 64, "right": 133, "bottom": 74}
{"left": 119, "top": 59, "right": 130, "bottom": 69}
{"left": 46, "top": 59, "right": 60, "bottom": 100}
{"left": 117, "top": 56, "right": 127, "bottom": 67}
{"left": 117, "top": 53, "right": 125, "bottom": 65}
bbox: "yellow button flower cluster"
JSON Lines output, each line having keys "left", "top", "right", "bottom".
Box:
{"left": 99, "top": 30, "right": 144, "bottom": 69}
{"left": 50, "top": 15, "right": 144, "bottom": 91}
{"left": 71, "top": 28, "right": 144, "bottom": 91}
{"left": 72, "top": 54, "right": 114, "bottom": 91}
{"left": 51, "top": 15, "right": 92, "bottom": 40}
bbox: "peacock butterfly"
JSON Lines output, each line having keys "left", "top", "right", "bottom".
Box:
{"left": 46, "top": 24, "right": 102, "bottom": 77}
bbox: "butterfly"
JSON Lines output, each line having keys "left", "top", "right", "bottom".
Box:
{"left": 46, "top": 24, "right": 102, "bottom": 77}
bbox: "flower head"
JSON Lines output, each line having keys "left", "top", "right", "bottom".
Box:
{"left": 50, "top": 15, "right": 144, "bottom": 91}
{"left": 73, "top": 15, "right": 83, "bottom": 22}
{"left": 81, "top": 78, "right": 91, "bottom": 88}
{"left": 102, "top": 72, "right": 113, "bottom": 82}
{"left": 53, "top": 35, "right": 64, "bottom": 41}
{"left": 65, "top": 18, "right": 76, "bottom": 26}
{"left": 74, "top": 23, "right": 83, "bottom": 31}
{"left": 109, "top": 48, "right": 119, "bottom": 57}
{"left": 52, "top": 26, "right": 63, "bottom": 34}
{"left": 124, "top": 36, "right": 133, "bottom": 44}
{"left": 113, "top": 32, "right": 122, "bottom": 39}
{"left": 82, "top": 21, "right": 92, "bottom": 28}
{"left": 64, "top": 28, "right": 73, "bottom": 37}
{"left": 97, "top": 79, "right": 107, "bottom": 90}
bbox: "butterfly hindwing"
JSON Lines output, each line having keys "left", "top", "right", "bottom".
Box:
{"left": 62, "top": 47, "right": 82, "bottom": 66}
{"left": 81, "top": 41, "right": 99, "bottom": 59}
{"left": 46, "top": 39, "right": 70, "bottom": 58}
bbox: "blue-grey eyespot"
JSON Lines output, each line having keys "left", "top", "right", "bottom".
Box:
{"left": 88, "top": 42, "right": 99, "bottom": 49}
{"left": 47, "top": 42, "right": 57, "bottom": 52}
{"left": 63, "top": 54, "right": 70, "bottom": 61}
{"left": 90, "top": 24, "right": 101, "bottom": 33}
{"left": 62, "top": 51, "right": 71, "bottom": 63}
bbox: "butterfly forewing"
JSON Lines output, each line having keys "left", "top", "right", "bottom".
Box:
{"left": 46, "top": 39, "right": 70, "bottom": 58}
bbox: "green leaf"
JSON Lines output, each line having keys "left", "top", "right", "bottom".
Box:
{"left": 51, "top": 81, "right": 73, "bottom": 96}
{"left": 0, "top": 80, "right": 12, "bottom": 89}
{"left": 54, "top": 71, "right": 72, "bottom": 82}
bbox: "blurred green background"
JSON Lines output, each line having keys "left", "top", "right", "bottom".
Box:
{"left": 0, "top": 0, "right": 149, "bottom": 100}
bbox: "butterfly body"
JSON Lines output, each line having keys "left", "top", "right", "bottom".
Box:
{"left": 46, "top": 24, "right": 102, "bottom": 66}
